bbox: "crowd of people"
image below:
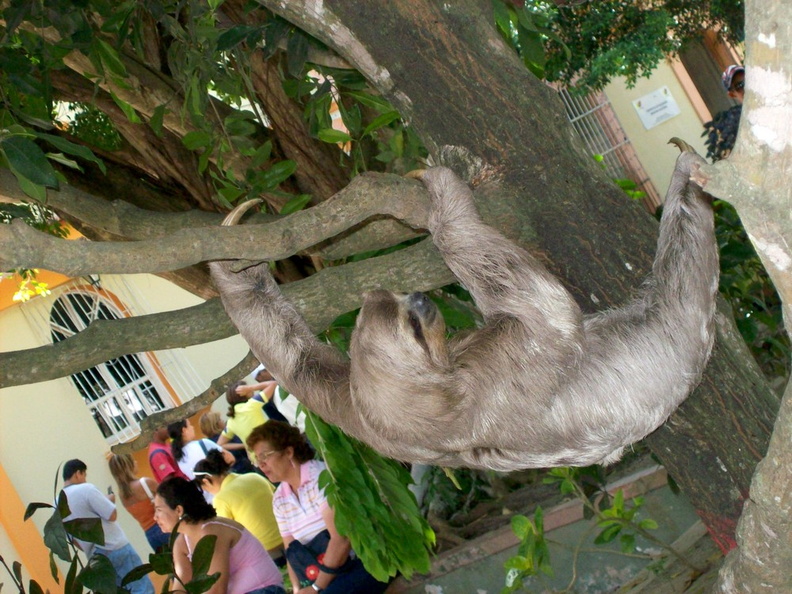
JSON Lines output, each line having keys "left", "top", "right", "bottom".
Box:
{"left": 60, "top": 369, "right": 387, "bottom": 594}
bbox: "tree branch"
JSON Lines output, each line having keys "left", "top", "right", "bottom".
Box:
{"left": 0, "top": 238, "right": 452, "bottom": 388}
{"left": 111, "top": 350, "right": 261, "bottom": 454}
{"left": 0, "top": 172, "right": 430, "bottom": 275}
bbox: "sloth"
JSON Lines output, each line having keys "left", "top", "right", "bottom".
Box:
{"left": 209, "top": 139, "right": 718, "bottom": 472}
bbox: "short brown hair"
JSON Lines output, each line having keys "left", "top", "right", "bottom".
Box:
{"left": 246, "top": 421, "right": 313, "bottom": 464}
{"left": 199, "top": 411, "right": 225, "bottom": 437}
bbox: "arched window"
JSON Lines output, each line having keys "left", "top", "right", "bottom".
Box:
{"left": 49, "top": 290, "right": 173, "bottom": 443}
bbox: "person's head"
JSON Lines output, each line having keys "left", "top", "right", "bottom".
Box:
{"left": 63, "top": 459, "right": 87, "bottom": 482}
{"left": 722, "top": 64, "right": 745, "bottom": 104}
{"left": 152, "top": 426, "right": 170, "bottom": 444}
{"left": 167, "top": 419, "right": 194, "bottom": 461}
{"left": 255, "top": 368, "right": 274, "bottom": 383}
{"left": 225, "top": 381, "right": 248, "bottom": 418}
{"left": 199, "top": 411, "right": 225, "bottom": 439}
{"left": 108, "top": 454, "right": 137, "bottom": 499}
{"left": 246, "top": 421, "right": 313, "bottom": 482}
{"left": 193, "top": 450, "right": 232, "bottom": 495}
{"left": 154, "top": 476, "right": 216, "bottom": 532}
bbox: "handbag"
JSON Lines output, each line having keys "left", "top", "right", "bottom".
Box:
{"left": 285, "top": 530, "right": 353, "bottom": 587}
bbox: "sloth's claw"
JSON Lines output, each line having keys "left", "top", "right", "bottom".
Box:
{"left": 405, "top": 169, "right": 427, "bottom": 180}
{"left": 668, "top": 137, "right": 695, "bottom": 153}
{"left": 222, "top": 198, "right": 263, "bottom": 226}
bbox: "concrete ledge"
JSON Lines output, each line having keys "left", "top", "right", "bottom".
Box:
{"left": 387, "top": 465, "right": 669, "bottom": 593}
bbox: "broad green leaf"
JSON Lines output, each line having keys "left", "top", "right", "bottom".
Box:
{"left": 24, "top": 501, "right": 54, "bottom": 521}
{"left": 64, "top": 517, "right": 105, "bottom": 545}
{"left": 510, "top": 515, "right": 532, "bottom": 540}
{"left": 183, "top": 130, "right": 212, "bottom": 150}
{"left": 149, "top": 551, "right": 174, "bottom": 575}
{"left": 362, "top": 111, "right": 400, "bottom": 136}
{"left": 110, "top": 92, "right": 142, "bottom": 124}
{"left": 79, "top": 553, "right": 116, "bottom": 592}
{"left": 639, "top": 518, "right": 659, "bottom": 530}
{"left": 1, "top": 136, "right": 59, "bottom": 188}
{"left": 343, "top": 91, "right": 392, "bottom": 113}
{"left": 150, "top": 104, "right": 167, "bottom": 138}
{"left": 185, "top": 573, "right": 220, "bottom": 594}
{"left": 43, "top": 510, "right": 72, "bottom": 563}
{"left": 317, "top": 128, "right": 352, "bottom": 144}
{"left": 47, "top": 152, "right": 81, "bottom": 171}
{"left": 122, "top": 563, "right": 154, "bottom": 586}
{"left": 279, "top": 194, "right": 311, "bottom": 215}
{"left": 258, "top": 160, "right": 296, "bottom": 190}
{"left": 217, "top": 25, "right": 260, "bottom": 51}
{"left": 191, "top": 535, "right": 217, "bottom": 576}
{"left": 594, "top": 523, "right": 621, "bottom": 544}
{"left": 64, "top": 558, "right": 79, "bottom": 594}
{"left": 36, "top": 134, "right": 106, "bottom": 174}
{"left": 28, "top": 579, "right": 46, "bottom": 594}
{"left": 95, "top": 38, "right": 128, "bottom": 78}
{"left": 250, "top": 141, "right": 273, "bottom": 169}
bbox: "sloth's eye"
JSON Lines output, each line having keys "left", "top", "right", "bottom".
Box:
{"left": 408, "top": 311, "right": 423, "bottom": 339}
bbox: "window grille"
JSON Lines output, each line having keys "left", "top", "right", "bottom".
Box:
{"left": 559, "top": 89, "right": 662, "bottom": 211}
{"left": 48, "top": 290, "right": 173, "bottom": 443}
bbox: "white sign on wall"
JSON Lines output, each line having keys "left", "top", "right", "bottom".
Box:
{"left": 632, "top": 86, "right": 681, "bottom": 130}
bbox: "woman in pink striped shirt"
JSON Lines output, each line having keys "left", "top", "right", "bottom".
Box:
{"left": 247, "top": 421, "right": 388, "bottom": 594}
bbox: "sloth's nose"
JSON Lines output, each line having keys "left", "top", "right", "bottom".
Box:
{"left": 408, "top": 292, "right": 435, "bottom": 319}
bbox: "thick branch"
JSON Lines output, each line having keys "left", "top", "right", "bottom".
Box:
{"left": 0, "top": 173, "right": 429, "bottom": 275}
{"left": 0, "top": 239, "right": 453, "bottom": 388}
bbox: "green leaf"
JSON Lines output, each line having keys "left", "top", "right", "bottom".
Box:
{"left": 191, "top": 535, "right": 217, "bottom": 576}
{"left": 47, "top": 152, "right": 81, "bottom": 171}
{"left": 149, "top": 551, "right": 174, "bottom": 575}
{"left": 79, "top": 553, "right": 117, "bottom": 592}
{"left": 343, "top": 91, "right": 393, "bottom": 113}
{"left": 64, "top": 517, "right": 105, "bottom": 545}
{"left": 95, "top": 38, "right": 128, "bottom": 78}
{"left": 510, "top": 515, "right": 532, "bottom": 540}
{"left": 150, "top": 104, "right": 167, "bottom": 138}
{"left": 185, "top": 573, "right": 220, "bottom": 594}
{"left": 49, "top": 550, "right": 59, "bottom": 582}
{"left": 594, "top": 523, "right": 621, "bottom": 544}
{"left": 64, "top": 558, "right": 79, "bottom": 594}
{"left": 363, "top": 111, "right": 401, "bottom": 136}
{"left": 44, "top": 510, "right": 72, "bottom": 563}
{"left": 620, "top": 532, "right": 636, "bottom": 553}
{"left": 110, "top": 92, "right": 142, "bottom": 124}
{"left": 279, "top": 194, "right": 311, "bottom": 215}
{"left": 36, "top": 134, "right": 106, "bottom": 174}
{"left": 183, "top": 130, "right": 213, "bottom": 151}
{"left": 217, "top": 25, "right": 259, "bottom": 51}
{"left": 317, "top": 128, "right": 352, "bottom": 144}
{"left": 24, "top": 502, "right": 54, "bottom": 521}
{"left": 121, "top": 563, "right": 153, "bottom": 586}
{"left": 28, "top": 579, "right": 46, "bottom": 594}
{"left": 1, "top": 136, "right": 59, "bottom": 189}
{"left": 639, "top": 518, "right": 659, "bottom": 530}
{"left": 250, "top": 141, "right": 273, "bottom": 170}
{"left": 258, "top": 160, "right": 296, "bottom": 190}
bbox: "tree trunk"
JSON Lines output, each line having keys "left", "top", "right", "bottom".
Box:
{"left": 255, "top": 0, "right": 779, "bottom": 551}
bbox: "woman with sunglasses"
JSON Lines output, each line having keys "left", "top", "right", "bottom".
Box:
{"left": 246, "top": 421, "right": 388, "bottom": 594}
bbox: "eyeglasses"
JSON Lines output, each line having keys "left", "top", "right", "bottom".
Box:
{"left": 732, "top": 80, "right": 745, "bottom": 92}
{"left": 254, "top": 449, "right": 279, "bottom": 463}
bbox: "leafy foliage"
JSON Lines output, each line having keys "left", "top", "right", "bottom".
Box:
{"left": 497, "top": 0, "right": 743, "bottom": 93}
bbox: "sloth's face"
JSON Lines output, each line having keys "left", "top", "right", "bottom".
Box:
{"left": 354, "top": 290, "right": 448, "bottom": 367}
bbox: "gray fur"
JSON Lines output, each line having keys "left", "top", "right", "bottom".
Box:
{"left": 209, "top": 145, "right": 718, "bottom": 471}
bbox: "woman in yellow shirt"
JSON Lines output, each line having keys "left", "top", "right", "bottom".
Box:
{"left": 194, "top": 450, "right": 285, "bottom": 566}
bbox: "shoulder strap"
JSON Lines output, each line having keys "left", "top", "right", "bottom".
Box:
{"left": 140, "top": 478, "right": 155, "bottom": 502}
{"left": 199, "top": 439, "right": 209, "bottom": 455}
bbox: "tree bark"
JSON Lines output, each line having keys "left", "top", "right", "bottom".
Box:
{"left": 702, "top": 0, "right": 792, "bottom": 590}
{"left": 254, "top": 0, "right": 779, "bottom": 552}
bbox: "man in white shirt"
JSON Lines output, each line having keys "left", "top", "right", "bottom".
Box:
{"left": 61, "top": 459, "right": 154, "bottom": 594}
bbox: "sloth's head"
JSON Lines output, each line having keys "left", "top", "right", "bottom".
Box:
{"left": 351, "top": 291, "right": 450, "bottom": 376}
